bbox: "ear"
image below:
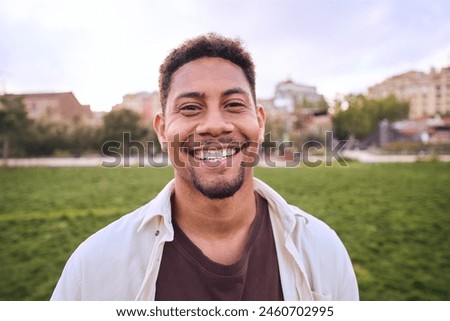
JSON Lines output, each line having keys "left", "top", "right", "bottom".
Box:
{"left": 256, "top": 105, "right": 266, "bottom": 143}
{"left": 153, "top": 112, "right": 167, "bottom": 152}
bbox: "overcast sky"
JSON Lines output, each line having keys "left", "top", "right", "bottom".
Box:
{"left": 1, "top": 0, "right": 449, "bottom": 112}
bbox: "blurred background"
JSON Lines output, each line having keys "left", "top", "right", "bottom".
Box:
{"left": 1, "top": 0, "right": 450, "bottom": 159}
{"left": 0, "top": 0, "right": 449, "bottom": 300}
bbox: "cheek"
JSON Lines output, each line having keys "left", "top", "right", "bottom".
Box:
{"left": 164, "top": 120, "right": 194, "bottom": 144}
{"left": 239, "top": 120, "right": 263, "bottom": 142}
{"left": 163, "top": 121, "right": 197, "bottom": 168}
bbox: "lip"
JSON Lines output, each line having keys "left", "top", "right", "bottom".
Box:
{"left": 192, "top": 147, "right": 239, "bottom": 161}
{"left": 185, "top": 141, "right": 248, "bottom": 167}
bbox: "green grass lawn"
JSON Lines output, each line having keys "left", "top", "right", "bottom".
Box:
{"left": 0, "top": 162, "right": 449, "bottom": 300}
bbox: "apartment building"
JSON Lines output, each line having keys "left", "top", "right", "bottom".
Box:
{"left": 112, "top": 91, "right": 161, "bottom": 123}
{"left": 271, "top": 79, "right": 325, "bottom": 113}
{"left": 258, "top": 79, "right": 331, "bottom": 144}
{"left": 0, "top": 92, "right": 93, "bottom": 123}
{"left": 368, "top": 66, "right": 450, "bottom": 119}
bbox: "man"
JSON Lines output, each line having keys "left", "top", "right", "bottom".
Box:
{"left": 51, "top": 33, "right": 358, "bottom": 301}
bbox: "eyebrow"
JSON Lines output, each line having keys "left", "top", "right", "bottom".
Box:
{"left": 174, "top": 91, "right": 205, "bottom": 101}
{"left": 221, "top": 87, "right": 249, "bottom": 99}
{"left": 174, "top": 87, "right": 250, "bottom": 102}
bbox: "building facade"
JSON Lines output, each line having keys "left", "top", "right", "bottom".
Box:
{"left": 368, "top": 66, "right": 450, "bottom": 119}
{"left": 271, "top": 79, "right": 325, "bottom": 113}
{"left": 258, "top": 79, "right": 331, "bottom": 147}
{"left": 0, "top": 92, "right": 93, "bottom": 124}
{"left": 112, "top": 91, "right": 161, "bottom": 123}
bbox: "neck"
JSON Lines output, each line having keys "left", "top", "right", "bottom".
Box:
{"left": 171, "top": 176, "right": 257, "bottom": 240}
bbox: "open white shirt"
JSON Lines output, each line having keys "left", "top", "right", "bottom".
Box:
{"left": 51, "top": 178, "right": 359, "bottom": 300}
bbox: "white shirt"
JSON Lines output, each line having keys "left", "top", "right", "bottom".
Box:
{"left": 51, "top": 178, "right": 359, "bottom": 301}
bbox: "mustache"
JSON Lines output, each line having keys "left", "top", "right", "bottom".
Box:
{"left": 166, "top": 134, "right": 259, "bottom": 152}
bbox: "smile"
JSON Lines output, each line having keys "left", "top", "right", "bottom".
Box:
{"left": 193, "top": 148, "right": 240, "bottom": 161}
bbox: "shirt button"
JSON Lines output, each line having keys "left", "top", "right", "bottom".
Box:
{"left": 155, "top": 230, "right": 160, "bottom": 236}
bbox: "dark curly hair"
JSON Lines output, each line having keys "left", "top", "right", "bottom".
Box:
{"left": 159, "top": 33, "right": 256, "bottom": 113}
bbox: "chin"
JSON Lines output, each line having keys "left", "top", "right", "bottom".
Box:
{"left": 190, "top": 166, "right": 246, "bottom": 200}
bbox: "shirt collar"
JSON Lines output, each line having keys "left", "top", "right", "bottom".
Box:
{"left": 253, "top": 177, "right": 309, "bottom": 234}
{"left": 137, "top": 179, "right": 175, "bottom": 233}
{"left": 136, "top": 177, "right": 306, "bottom": 234}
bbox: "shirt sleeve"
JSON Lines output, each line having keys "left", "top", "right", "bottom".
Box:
{"left": 296, "top": 214, "right": 360, "bottom": 301}
{"left": 335, "top": 236, "right": 359, "bottom": 300}
{"left": 50, "top": 252, "right": 82, "bottom": 300}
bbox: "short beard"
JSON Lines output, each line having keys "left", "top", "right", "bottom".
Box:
{"left": 191, "top": 167, "right": 246, "bottom": 199}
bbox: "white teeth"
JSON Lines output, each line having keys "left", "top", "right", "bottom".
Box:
{"left": 194, "top": 148, "right": 238, "bottom": 161}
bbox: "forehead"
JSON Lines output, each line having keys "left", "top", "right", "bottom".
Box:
{"left": 168, "top": 57, "right": 251, "bottom": 98}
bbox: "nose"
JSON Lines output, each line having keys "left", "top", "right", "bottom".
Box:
{"left": 195, "top": 108, "right": 234, "bottom": 137}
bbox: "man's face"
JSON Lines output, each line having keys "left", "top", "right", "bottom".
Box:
{"left": 154, "top": 57, "right": 265, "bottom": 199}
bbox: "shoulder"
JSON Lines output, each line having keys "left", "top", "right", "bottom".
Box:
{"left": 254, "top": 178, "right": 358, "bottom": 300}
{"left": 253, "top": 177, "right": 346, "bottom": 251}
{"left": 292, "top": 206, "right": 341, "bottom": 248}
{"left": 52, "top": 181, "right": 175, "bottom": 300}
{"left": 288, "top": 206, "right": 359, "bottom": 300}
{"left": 289, "top": 206, "right": 346, "bottom": 260}
{"left": 52, "top": 204, "right": 158, "bottom": 300}
{"left": 78, "top": 205, "right": 155, "bottom": 257}
{"left": 74, "top": 180, "right": 175, "bottom": 261}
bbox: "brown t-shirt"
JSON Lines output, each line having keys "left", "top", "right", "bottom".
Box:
{"left": 155, "top": 194, "right": 284, "bottom": 301}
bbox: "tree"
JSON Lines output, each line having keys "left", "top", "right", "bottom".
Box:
{"left": 0, "top": 95, "right": 32, "bottom": 159}
{"left": 67, "top": 124, "right": 103, "bottom": 156}
{"left": 261, "top": 113, "right": 289, "bottom": 152}
{"left": 101, "top": 108, "right": 149, "bottom": 156}
{"left": 23, "top": 121, "right": 68, "bottom": 156}
{"left": 333, "top": 94, "right": 409, "bottom": 140}
{"left": 295, "top": 96, "right": 329, "bottom": 111}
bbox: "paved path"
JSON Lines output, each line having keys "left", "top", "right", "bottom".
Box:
{"left": 1, "top": 152, "right": 449, "bottom": 167}
{"left": 0, "top": 155, "right": 170, "bottom": 168}
{"left": 342, "top": 150, "right": 450, "bottom": 163}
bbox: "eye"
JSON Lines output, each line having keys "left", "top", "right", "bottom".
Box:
{"left": 179, "top": 104, "right": 201, "bottom": 115}
{"left": 224, "top": 100, "right": 246, "bottom": 110}
{"left": 180, "top": 104, "right": 198, "bottom": 110}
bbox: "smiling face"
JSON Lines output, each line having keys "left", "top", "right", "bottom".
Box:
{"left": 154, "top": 57, "right": 266, "bottom": 199}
